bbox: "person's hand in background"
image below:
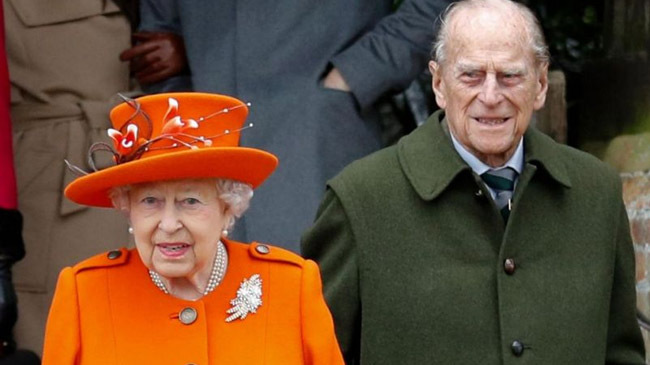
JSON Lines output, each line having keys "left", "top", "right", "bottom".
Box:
{"left": 119, "top": 32, "right": 188, "bottom": 85}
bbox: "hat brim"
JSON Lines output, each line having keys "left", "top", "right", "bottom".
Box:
{"left": 65, "top": 147, "right": 278, "bottom": 208}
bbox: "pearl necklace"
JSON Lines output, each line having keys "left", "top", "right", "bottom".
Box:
{"left": 149, "top": 240, "right": 228, "bottom": 296}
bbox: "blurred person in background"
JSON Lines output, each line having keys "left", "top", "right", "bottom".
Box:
{"left": 0, "top": 2, "right": 39, "bottom": 363}
{"left": 4, "top": 0, "right": 135, "bottom": 354}
{"left": 120, "top": 0, "right": 451, "bottom": 252}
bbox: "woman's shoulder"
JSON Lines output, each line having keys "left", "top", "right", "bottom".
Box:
{"left": 226, "top": 239, "right": 306, "bottom": 268}
{"left": 69, "top": 247, "right": 133, "bottom": 275}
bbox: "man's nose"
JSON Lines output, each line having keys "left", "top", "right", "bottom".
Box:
{"left": 158, "top": 205, "right": 183, "bottom": 232}
{"left": 477, "top": 74, "right": 503, "bottom": 106}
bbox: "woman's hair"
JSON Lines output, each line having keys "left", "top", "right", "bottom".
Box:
{"left": 109, "top": 178, "right": 254, "bottom": 231}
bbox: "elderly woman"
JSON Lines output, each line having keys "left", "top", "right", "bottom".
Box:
{"left": 41, "top": 93, "right": 343, "bottom": 364}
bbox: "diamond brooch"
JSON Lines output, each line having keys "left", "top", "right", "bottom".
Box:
{"left": 226, "top": 274, "right": 263, "bottom": 322}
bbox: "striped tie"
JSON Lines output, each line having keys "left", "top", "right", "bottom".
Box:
{"left": 481, "top": 167, "right": 518, "bottom": 222}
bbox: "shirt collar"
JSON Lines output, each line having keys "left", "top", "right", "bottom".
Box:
{"left": 450, "top": 131, "right": 524, "bottom": 175}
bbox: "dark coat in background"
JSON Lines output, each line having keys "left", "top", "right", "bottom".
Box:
{"left": 139, "top": 0, "right": 449, "bottom": 252}
{"left": 301, "top": 111, "right": 645, "bottom": 364}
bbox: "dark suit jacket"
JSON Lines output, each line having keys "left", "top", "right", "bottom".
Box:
{"left": 138, "top": 0, "right": 450, "bottom": 250}
{"left": 302, "top": 111, "right": 645, "bottom": 364}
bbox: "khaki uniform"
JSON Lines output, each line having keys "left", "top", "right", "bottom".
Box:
{"left": 4, "top": 0, "right": 132, "bottom": 354}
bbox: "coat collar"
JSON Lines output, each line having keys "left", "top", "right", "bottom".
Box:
{"left": 397, "top": 110, "right": 572, "bottom": 201}
{"left": 522, "top": 123, "right": 572, "bottom": 189}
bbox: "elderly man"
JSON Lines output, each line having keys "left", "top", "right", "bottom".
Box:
{"left": 301, "top": 0, "right": 646, "bottom": 363}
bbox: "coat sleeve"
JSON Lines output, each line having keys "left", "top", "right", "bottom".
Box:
{"left": 330, "top": 0, "right": 450, "bottom": 109}
{"left": 42, "top": 267, "right": 81, "bottom": 365}
{"left": 301, "top": 188, "right": 361, "bottom": 365}
{"left": 137, "top": 0, "right": 192, "bottom": 93}
{"left": 138, "top": 0, "right": 181, "bottom": 34}
{"left": 605, "top": 200, "right": 646, "bottom": 364}
{"left": 300, "top": 259, "right": 345, "bottom": 365}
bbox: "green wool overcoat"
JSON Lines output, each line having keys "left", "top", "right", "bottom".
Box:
{"left": 301, "top": 111, "right": 645, "bottom": 364}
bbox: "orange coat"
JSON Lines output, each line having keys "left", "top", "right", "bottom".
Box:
{"left": 42, "top": 239, "right": 344, "bottom": 364}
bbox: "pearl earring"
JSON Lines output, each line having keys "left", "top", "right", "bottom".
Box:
{"left": 221, "top": 228, "right": 229, "bottom": 236}
{"left": 128, "top": 226, "right": 134, "bottom": 235}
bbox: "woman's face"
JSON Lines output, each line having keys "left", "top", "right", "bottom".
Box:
{"left": 128, "top": 179, "right": 228, "bottom": 280}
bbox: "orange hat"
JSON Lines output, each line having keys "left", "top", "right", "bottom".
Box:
{"left": 65, "top": 92, "right": 278, "bottom": 208}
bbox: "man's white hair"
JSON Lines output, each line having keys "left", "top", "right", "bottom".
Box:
{"left": 431, "top": 0, "right": 550, "bottom": 66}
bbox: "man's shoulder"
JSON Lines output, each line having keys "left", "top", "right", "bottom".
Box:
{"left": 334, "top": 144, "right": 400, "bottom": 183}
{"left": 528, "top": 129, "right": 620, "bottom": 190}
{"left": 330, "top": 114, "right": 459, "bottom": 201}
{"left": 328, "top": 141, "right": 412, "bottom": 205}
{"left": 331, "top": 114, "right": 444, "bottom": 186}
{"left": 551, "top": 139, "right": 616, "bottom": 175}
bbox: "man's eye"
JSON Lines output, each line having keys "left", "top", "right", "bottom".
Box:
{"left": 501, "top": 73, "right": 522, "bottom": 82}
{"left": 460, "top": 72, "right": 482, "bottom": 83}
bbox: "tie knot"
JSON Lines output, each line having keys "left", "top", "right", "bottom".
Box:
{"left": 481, "top": 168, "right": 517, "bottom": 191}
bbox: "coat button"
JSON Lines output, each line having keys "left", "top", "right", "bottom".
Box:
{"left": 179, "top": 307, "right": 198, "bottom": 325}
{"left": 511, "top": 340, "right": 524, "bottom": 356}
{"left": 504, "top": 258, "right": 516, "bottom": 275}
{"left": 255, "top": 244, "right": 270, "bottom": 254}
{"left": 107, "top": 250, "right": 122, "bottom": 260}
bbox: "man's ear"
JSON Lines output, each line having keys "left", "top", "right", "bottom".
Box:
{"left": 533, "top": 62, "right": 549, "bottom": 110}
{"left": 429, "top": 61, "right": 447, "bottom": 109}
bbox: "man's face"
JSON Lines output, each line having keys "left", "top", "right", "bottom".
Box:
{"left": 430, "top": 8, "right": 548, "bottom": 166}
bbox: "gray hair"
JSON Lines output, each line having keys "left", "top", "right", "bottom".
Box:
{"left": 109, "top": 178, "right": 254, "bottom": 231}
{"left": 431, "top": 0, "right": 550, "bottom": 66}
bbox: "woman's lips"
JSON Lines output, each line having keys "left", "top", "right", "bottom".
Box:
{"left": 156, "top": 243, "right": 191, "bottom": 258}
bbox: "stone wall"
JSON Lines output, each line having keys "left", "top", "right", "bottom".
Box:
{"left": 623, "top": 171, "right": 650, "bottom": 361}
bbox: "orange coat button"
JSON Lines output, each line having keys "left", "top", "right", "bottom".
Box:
{"left": 107, "top": 250, "right": 122, "bottom": 260}
{"left": 179, "top": 307, "right": 197, "bottom": 325}
{"left": 255, "top": 245, "right": 270, "bottom": 254}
